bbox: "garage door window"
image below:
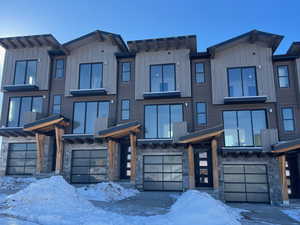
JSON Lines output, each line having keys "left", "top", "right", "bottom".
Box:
{"left": 6, "top": 143, "right": 36, "bottom": 175}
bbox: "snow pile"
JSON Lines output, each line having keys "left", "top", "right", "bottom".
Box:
{"left": 77, "top": 182, "right": 139, "bottom": 201}
{"left": 0, "top": 176, "right": 36, "bottom": 191}
{"left": 282, "top": 208, "right": 300, "bottom": 222}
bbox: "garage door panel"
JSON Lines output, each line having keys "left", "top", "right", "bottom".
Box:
{"left": 224, "top": 193, "right": 247, "bottom": 202}
{"left": 10, "top": 143, "right": 27, "bottom": 151}
{"left": 90, "top": 159, "right": 106, "bottom": 167}
{"left": 7, "top": 167, "right": 24, "bottom": 175}
{"left": 25, "top": 151, "right": 37, "bottom": 159}
{"left": 247, "top": 193, "right": 269, "bottom": 203}
{"left": 164, "top": 155, "right": 182, "bottom": 164}
{"left": 144, "top": 156, "right": 163, "bottom": 164}
{"left": 224, "top": 165, "right": 244, "bottom": 173}
{"left": 72, "top": 159, "right": 90, "bottom": 166}
{"left": 24, "top": 167, "right": 35, "bottom": 174}
{"left": 90, "top": 150, "right": 106, "bottom": 158}
{"left": 144, "top": 164, "right": 163, "bottom": 173}
{"left": 8, "top": 152, "right": 26, "bottom": 158}
{"left": 71, "top": 175, "right": 90, "bottom": 183}
{"left": 144, "top": 173, "right": 162, "bottom": 181}
{"left": 164, "top": 164, "right": 182, "bottom": 173}
{"left": 25, "top": 159, "right": 36, "bottom": 167}
{"left": 245, "top": 174, "right": 267, "bottom": 183}
{"left": 163, "top": 182, "right": 182, "bottom": 191}
{"left": 8, "top": 159, "right": 25, "bottom": 166}
{"left": 72, "top": 166, "right": 90, "bottom": 174}
{"left": 246, "top": 183, "right": 268, "bottom": 193}
{"left": 163, "top": 173, "right": 182, "bottom": 181}
{"left": 144, "top": 181, "right": 163, "bottom": 190}
{"left": 90, "top": 175, "right": 106, "bottom": 183}
{"left": 224, "top": 174, "right": 245, "bottom": 183}
{"left": 89, "top": 167, "right": 106, "bottom": 174}
{"left": 224, "top": 183, "right": 246, "bottom": 192}
{"left": 245, "top": 165, "right": 266, "bottom": 174}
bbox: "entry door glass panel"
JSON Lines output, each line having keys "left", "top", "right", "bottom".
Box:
{"left": 194, "top": 150, "right": 213, "bottom": 187}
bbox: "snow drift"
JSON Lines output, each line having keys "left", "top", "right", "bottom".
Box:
{"left": 0, "top": 176, "right": 36, "bottom": 191}
{"left": 2, "top": 176, "right": 242, "bottom": 225}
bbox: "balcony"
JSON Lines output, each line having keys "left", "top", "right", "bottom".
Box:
{"left": 143, "top": 91, "right": 181, "bottom": 99}
{"left": 224, "top": 96, "right": 267, "bottom": 104}
{"left": 70, "top": 88, "right": 107, "bottom": 97}
{"left": 3, "top": 84, "right": 39, "bottom": 92}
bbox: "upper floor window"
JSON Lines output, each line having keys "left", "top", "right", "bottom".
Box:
{"left": 195, "top": 63, "right": 205, "bottom": 83}
{"left": 228, "top": 67, "right": 257, "bottom": 97}
{"left": 196, "top": 102, "right": 207, "bottom": 125}
{"left": 121, "top": 100, "right": 130, "bottom": 120}
{"left": 54, "top": 59, "right": 65, "bottom": 78}
{"left": 73, "top": 101, "right": 109, "bottom": 134}
{"left": 145, "top": 104, "right": 183, "bottom": 139}
{"left": 121, "top": 62, "right": 131, "bottom": 82}
{"left": 79, "top": 63, "right": 103, "bottom": 89}
{"left": 282, "top": 107, "right": 294, "bottom": 131}
{"left": 223, "top": 110, "right": 266, "bottom": 147}
{"left": 52, "top": 95, "right": 62, "bottom": 114}
{"left": 150, "top": 64, "right": 175, "bottom": 92}
{"left": 278, "top": 65, "right": 289, "bottom": 88}
{"left": 8, "top": 96, "right": 43, "bottom": 127}
{"left": 14, "top": 60, "right": 37, "bottom": 85}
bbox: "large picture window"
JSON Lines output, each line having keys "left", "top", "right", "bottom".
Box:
{"left": 79, "top": 63, "right": 103, "bottom": 89}
{"left": 228, "top": 67, "right": 257, "bottom": 97}
{"left": 145, "top": 104, "right": 183, "bottom": 139}
{"left": 73, "top": 101, "right": 109, "bottom": 134}
{"left": 223, "top": 110, "right": 267, "bottom": 147}
{"left": 150, "top": 64, "right": 175, "bottom": 92}
{"left": 14, "top": 60, "right": 37, "bottom": 85}
{"left": 8, "top": 96, "right": 43, "bottom": 127}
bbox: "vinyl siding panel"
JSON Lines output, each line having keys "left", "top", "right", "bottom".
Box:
{"left": 1, "top": 47, "right": 51, "bottom": 90}
{"left": 64, "top": 41, "right": 118, "bottom": 96}
{"left": 135, "top": 49, "right": 191, "bottom": 99}
{"left": 211, "top": 42, "right": 276, "bottom": 104}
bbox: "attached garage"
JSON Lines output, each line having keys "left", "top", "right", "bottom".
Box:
{"left": 6, "top": 143, "right": 36, "bottom": 175}
{"left": 223, "top": 164, "right": 270, "bottom": 203}
{"left": 143, "top": 155, "right": 183, "bottom": 191}
{"left": 71, "top": 149, "right": 107, "bottom": 184}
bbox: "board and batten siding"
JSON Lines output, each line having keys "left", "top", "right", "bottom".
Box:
{"left": 296, "top": 58, "right": 300, "bottom": 95}
{"left": 1, "top": 47, "right": 52, "bottom": 90}
{"left": 211, "top": 42, "right": 277, "bottom": 104}
{"left": 64, "top": 41, "right": 118, "bottom": 96}
{"left": 134, "top": 49, "right": 192, "bottom": 99}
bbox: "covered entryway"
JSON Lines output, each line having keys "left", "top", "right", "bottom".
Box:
{"left": 6, "top": 143, "right": 36, "bottom": 175}
{"left": 223, "top": 164, "right": 270, "bottom": 203}
{"left": 286, "top": 154, "right": 300, "bottom": 198}
{"left": 71, "top": 149, "right": 107, "bottom": 184}
{"left": 143, "top": 155, "right": 183, "bottom": 191}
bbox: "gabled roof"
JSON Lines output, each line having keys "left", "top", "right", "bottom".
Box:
{"left": 208, "top": 30, "right": 284, "bottom": 56}
{"left": 287, "top": 42, "right": 300, "bottom": 56}
{"left": 0, "top": 34, "right": 62, "bottom": 50}
{"left": 62, "top": 30, "right": 128, "bottom": 52}
{"left": 127, "top": 35, "right": 197, "bottom": 53}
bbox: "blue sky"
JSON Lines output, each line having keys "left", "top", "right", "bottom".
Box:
{"left": 0, "top": 0, "right": 299, "bottom": 54}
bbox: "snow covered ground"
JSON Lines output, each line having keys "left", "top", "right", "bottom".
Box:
{"left": 282, "top": 208, "right": 300, "bottom": 222}
{"left": 0, "top": 176, "right": 37, "bottom": 192}
{"left": 0, "top": 176, "right": 243, "bottom": 225}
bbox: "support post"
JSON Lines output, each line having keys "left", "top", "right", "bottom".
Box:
{"left": 35, "top": 133, "right": 45, "bottom": 173}
{"left": 108, "top": 139, "right": 116, "bottom": 181}
{"left": 211, "top": 138, "right": 219, "bottom": 189}
{"left": 130, "top": 133, "right": 137, "bottom": 184}
{"left": 188, "top": 144, "right": 195, "bottom": 189}
{"left": 55, "top": 126, "right": 64, "bottom": 174}
{"left": 279, "top": 155, "right": 289, "bottom": 205}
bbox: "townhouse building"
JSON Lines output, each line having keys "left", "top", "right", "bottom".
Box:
{"left": 0, "top": 30, "right": 299, "bottom": 205}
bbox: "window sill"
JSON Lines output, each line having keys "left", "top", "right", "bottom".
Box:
{"left": 223, "top": 96, "right": 267, "bottom": 104}
{"left": 143, "top": 91, "right": 181, "bottom": 99}
{"left": 3, "top": 84, "right": 39, "bottom": 92}
{"left": 70, "top": 88, "right": 107, "bottom": 96}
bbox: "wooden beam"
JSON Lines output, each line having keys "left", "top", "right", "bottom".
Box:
{"left": 179, "top": 130, "right": 224, "bottom": 144}
{"left": 188, "top": 144, "right": 195, "bottom": 189}
{"left": 23, "top": 118, "right": 65, "bottom": 131}
{"left": 211, "top": 138, "right": 219, "bottom": 189}
{"left": 55, "top": 126, "right": 64, "bottom": 174}
{"left": 272, "top": 144, "right": 300, "bottom": 154}
{"left": 98, "top": 125, "right": 141, "bottom": 138}
{"left": 130, "top": 133, "right": 137, "bottom": 184}
{"left": 278, "top": 155, "right": 289, "bottom": 204}
{"left": 36, "top": 133, "right": 45, "bottom": 173}
{"left": 108, "top": 139, "right": 116, "bottom": 181}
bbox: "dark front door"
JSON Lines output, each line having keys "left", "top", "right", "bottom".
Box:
{"left": 194, "top": 149, "right": 213, "bottom": 187}
{"left": 286, "top": 154, "right": 300, "bottom": 198}
{"left": 120, "top": 144, "right": 131, "bottom": 180}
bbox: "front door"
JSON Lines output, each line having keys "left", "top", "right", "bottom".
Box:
{"left": 286, "top": 154, "right": 300, "bottom": 198}
{"left": 194, "top": 149, "right": 213, "bottom": 187}
{"left": 120, "top": 144, "right": 131, "bottom": 180}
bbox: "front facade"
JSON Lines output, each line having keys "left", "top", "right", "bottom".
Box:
{"left": 0, "top": 30, "right": 299, "bottom": 205}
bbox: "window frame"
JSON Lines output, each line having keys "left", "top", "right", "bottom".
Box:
{"left": 277, "top": 65, "right": 290, "bottom": 88}
{"left": 78, "top": 62, "right": 103, "bottom": 89}
{"left": 195, "top": 63, "right": 205, "bottom": 84}
{"left": 121, "top": 62, "right": 131, "bottom": 82}
{"left": 144, "top": 103, "right": 183, "bottom": 139}
{"left": 149, "top": 63, "right": 176, "bottom": 92}
{"left": 196, "top": 102, "right": 207, "bottom": 125}
{"left": 227, "top": 66, "right": 258, "bottom": 97}
{"left": 13, "top": 59, "right": 38, "bottom": 85}
{"left": 121, "top": 99, "right": 130, "bottom": 120}
{"left": 281, "top": 107, "right": 295, "bottom": 132}
{"left": 52, "top": 95, "right": 62, "bottom": 114}
{"left": 54, "top": 58, "right": 65, "bottom": 78}
{"left": 222, "top": 109, "right": 268, "bottom": 147}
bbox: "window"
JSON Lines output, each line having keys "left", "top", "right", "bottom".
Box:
{"left": 14, "top": 60, "right": 37, "bottom": 85}
{"left": 150, "top": 64, "right": 175, "bottom": 92}
{"left": 52, "top": 95, "right": 61, "bottom": 114}
{"left": 195, "top": 63, "right": 205, "bottom": 83}
{"left": 278, "top": 65, "right": 289, "bottom": 88}
{"left": 145, "top": 104, "right": 183, "bottom": 139}
{"left": 223, "top": 110, "right": 267, "bottom": 147}
{"left": 196, "top": 103, "right": 206, "bottom": 125}
{"left": 121, "top": 100, "right": 130, "bottom": 120}
{"left": 79, "top": 63, "right": 103, "bottom": 89}
{"left": 228, "top": 67, "right": 257, "bottom": 97}
{"left": 8, "top": 96, "right": 43, "bottom": 127}
{"left": 54, "top": 59, "right": 65, "bottom": 78}
{"left": 121, "top": 62, "right": 131, "bottom": 82}
{"left": 282, "top": 108, "right": 294, "bottom": 131}
{"left": 73, "top": 101, "right": 109, "bottom": 134}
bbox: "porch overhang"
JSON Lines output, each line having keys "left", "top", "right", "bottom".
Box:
{"left": 63, "top": 134, "right": 102, "bottom": 144}
{"left": 0, "top": 127, "right": 35, "bottom": 137}
{"left": 96, "top": 121, "right": 141, "bottom": 139}
{"left": 177, "top": 125, "right": 224, "bottom": 144}
{"left": 272, "top": 138, "right": 300, "bottom": 154}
